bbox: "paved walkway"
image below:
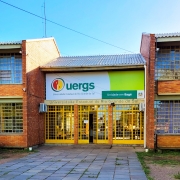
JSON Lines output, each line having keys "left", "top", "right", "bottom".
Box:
{"left": 0, "top": 145, "right": 147, "bottom": 180}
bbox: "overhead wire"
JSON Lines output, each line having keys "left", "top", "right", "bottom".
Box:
{"left": 0, "top": 0, "right": 134, "bottom": 54}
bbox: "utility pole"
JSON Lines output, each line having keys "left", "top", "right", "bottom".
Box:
{"left": 44, "top": 0, "right": 47, "bottom": 37}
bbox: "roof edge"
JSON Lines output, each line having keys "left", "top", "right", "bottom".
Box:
{"left": 40, "top": 65, "right": 145, "bottom": 72}
{"left": 58, "top": 53, "right": 141, "bottom": 58}
{"left": 25, "top": 37, "right": 55, "bottom": 42}
{"left": 25, "top": 37, "right": 60, "bottom": 56}
{"left": 0, "top": 41, "right": 22, "bottom": 45}
{"left": 155, "top": 32, "right": 180, "bottom": 38}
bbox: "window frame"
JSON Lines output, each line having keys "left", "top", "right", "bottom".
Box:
{"left": 154, "top": 100, "right": 180, "bottom": 135}
{"left": 155, "top": 46, "right": 180, "bottom": 80}
{"left": 0, "top": 103, "right": 23, "bottom": 134}
{"left": 0, "top": 53, "right": 22, "bottom": 84}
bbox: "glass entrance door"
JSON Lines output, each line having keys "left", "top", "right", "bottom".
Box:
{"left": 78, "top": 105, "right": 109, "bottom": 144}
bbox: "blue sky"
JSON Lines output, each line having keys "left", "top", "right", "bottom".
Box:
{"left": 0, "top": 0, "right": 180, "bottom": 56}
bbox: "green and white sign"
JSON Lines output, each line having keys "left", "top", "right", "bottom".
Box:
{"left": 46, "top": 71, "right": 144, "bottom": 100}
{"left": 102, "top": 90, "right": 144, "bottom": 99}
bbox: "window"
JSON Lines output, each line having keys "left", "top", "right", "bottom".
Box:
{"left": 0, "top": 103, "right": 23, "bottom": 133}
{"left": 155, "top": 46, "right": 180, "bottom": 80}
{"left": 0, "top": 53, "right": 22, "bottom": 84}
{"left": 154, "top": 101, "right": 180, "bottom": 134}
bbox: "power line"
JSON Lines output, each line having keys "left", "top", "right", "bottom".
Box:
{"left": 0, "top": 0, "right": 134, "bottom": 54}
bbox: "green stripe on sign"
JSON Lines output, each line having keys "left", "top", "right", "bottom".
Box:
{"left": 102, "top": 91, "right": 137, "bottom": 99}
{"left": 108, "top": 71, "right": 144, "bottom": 90}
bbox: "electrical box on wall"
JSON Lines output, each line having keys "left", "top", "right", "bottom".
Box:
{"left": 39, "top": 103, "right": 47, "bottom": 113}
{"left": 139, "top": 102, "right": 145, "bottom": 111}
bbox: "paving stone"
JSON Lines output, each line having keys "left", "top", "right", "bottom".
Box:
{"left": 0, "top": 146, "right": 147, "bottom": 180}
{"left": 131, "top": 176, "right": 147, "bottom": 180}
{"left": 29, "top": 175, "right": 48, "bottom": 180}
{"left": 79, "top": 178, "right": 96, "bottom": 180}
{"left": 62, "top": 177, "right": 80, "bottom": 180}
{"left": 46, "top": 177, "right": 64, "bottom": 180}
{"left": 96, "top": 178, "right": 114, "bottom": 180}
{"left": 11, "top": 175, "right": 33, "bottom": 180}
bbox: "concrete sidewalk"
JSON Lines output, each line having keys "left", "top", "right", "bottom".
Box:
{"left": 0, "top": 145, "right": 147, "bottom": 180}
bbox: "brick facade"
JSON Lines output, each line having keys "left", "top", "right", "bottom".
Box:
{"left": 25, "top": 38, "right": 60, "bottom": 147}
{"left": 158, "top": 80, "right": 180, "bottom": 95}
{"left": 157, "top": 135, "right": 180, "bottom": 148}
{"left": 140, "top": 33, "right": 156, "bottom": 149}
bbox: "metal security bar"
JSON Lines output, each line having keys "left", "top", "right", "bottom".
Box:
{"left": 113, "top": 104, "right": 144, "bottom": 144}
{"left": 155, "top": 46, "right": 180, "bottom": 80}
{"left": 0, "top": 103, "right": 23, "bottom": 133}
{"left": 155, "top": 101, "right": 180, "bottom": 134}
{"left": 46, "top": 105, "right": 74, "bottom": 143}
{"left": 78, "top": 105, "right": 89, "bottom": 142}
{"left": 0, "top": 53, "right": 22, "bottom": 84}
{"left": 96, "top": 105, "right": 108, "bottom": 142}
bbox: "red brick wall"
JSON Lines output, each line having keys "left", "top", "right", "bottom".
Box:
{"left": 140, "top": 33, "right": 156, "bottom": 149}
{"left": 25, "top": 38, "right": 60, "bottom": 147}
{"left": 157, "top": 135, "right": 180, "bottom": 148}
{"left": 0, "top": 135, "right": 27, "bottom": 147}
{"left": 0, "top": 42, "right": 28, "bottom": 148}
{"left": 0, "top": 85, "right": 24, "bottom": 96}
{"left": 158, "top": 80, "right": 180, "bottom": 94}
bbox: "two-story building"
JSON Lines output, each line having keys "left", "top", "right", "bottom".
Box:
{"left": 0, "top": 38, "right": 146, "bottom": 148}
{"left": 141, "top": 32, "right": 180, "bottom": 149}
{"left": 0, "top": 38, "right": 60, "bottom": 147}
{"left": 2, "top": 32, "right": 179, "bottom": 150}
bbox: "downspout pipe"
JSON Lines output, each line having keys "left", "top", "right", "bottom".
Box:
{"left": 144, "top": 64, "right": 147, "bottom": 149}
{"left": 154, "top": 37, "right": 158, "bottom": 150}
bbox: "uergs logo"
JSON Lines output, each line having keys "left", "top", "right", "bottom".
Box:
{"left": 51, "top": 78, "right": 95, "bottom": 92}
{"left": 51, "top": 78, "right": 65, "bottom": 92}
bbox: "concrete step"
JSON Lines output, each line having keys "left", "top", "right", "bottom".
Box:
{"left": 45, "top": 143, "right": 112, "bottom": 149}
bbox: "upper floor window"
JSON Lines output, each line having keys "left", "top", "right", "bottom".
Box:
{"left": 0, "top": 53, "right": 22, "bottom": 84}
{"left": 155, "top": 46, "right": 180, "bottom": 80}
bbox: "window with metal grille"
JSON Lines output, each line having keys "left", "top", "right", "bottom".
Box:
{"left": 113, "top": 104, "right": 144, "bottom": 141}
{"left": 46, "top": 105, "right": 74, "bottom": 141}
{"left": 155, "top": 46, "right": 180, "bottom": 80}
{"left": 0, "top": 103, "right": 23, "bottom": 133}
{"left": 155, "top": 101, "right": 180, "bottom": 134}
{"left": 0, "top": 53, "right": 22, "bottom": 84}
